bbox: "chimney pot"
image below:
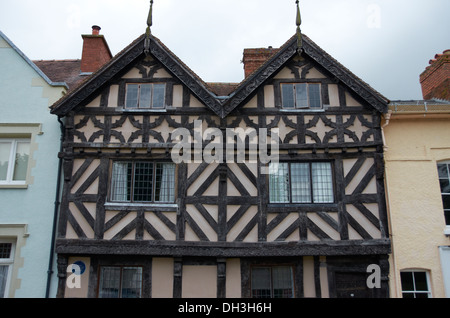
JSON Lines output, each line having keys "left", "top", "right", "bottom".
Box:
{"left": 92, "top": 25, "right": 101, "bottom": 35}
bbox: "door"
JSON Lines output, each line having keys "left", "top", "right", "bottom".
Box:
{"left": 334, "top": 272, "right": 373, "bottom": 298}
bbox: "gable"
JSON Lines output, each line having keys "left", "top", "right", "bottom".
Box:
{"left": 241, "top": 54, "right": 370, "bottom": 111}
{"left": 223, "top": 34, "right": 388, "bottom": 117}
{"left": 0, "top": 31, "right": 68, "bottom": 91}
{"left": 78, "top": 54, "right": 209, "bottom": 111}
{"left": 51, "top": 32, "right": 388, "bottom": 119}
{"left": 51, "top": 34, "right": 221, "bottom": 117}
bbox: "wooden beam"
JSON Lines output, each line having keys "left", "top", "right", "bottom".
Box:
{"left": 55, "top": 238, "right": 391, "bottom": 257}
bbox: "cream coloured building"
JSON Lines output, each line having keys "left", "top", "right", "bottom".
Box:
{"left": 384, "top": 50, "right": 450, "bottom": 298}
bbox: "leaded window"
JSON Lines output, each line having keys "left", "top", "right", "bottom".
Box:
{"left": 251, "top": 266, "right": 294, "bottom": 298}
{"left": 98, "top": 266, "right": 143, "bottom": 298}
{"left": 110, "top": 161, "right": 175, "bottom": 203}
{"left": 269, "top": 162, "right": 334, "bottom": 204}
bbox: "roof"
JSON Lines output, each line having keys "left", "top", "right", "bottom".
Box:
{"left": 33, "top": 59, "right": 87, "bottom": 91}
{"left": 50, "top": 32, "right": 389, "bottom": 117}
{"left": 219, "top": 34, "right": 389, "bottom": 116}
{"left": 0, "top": 30, "right": 68, "bottom": 89}
{"left": 207, "top": 83, "right": 240, "bottom": 97}
{"left": 51, "top": 33, "right": 223, "bottom": 117}
{"left": 389, "top": 99, "right": 450, "bottom": 113}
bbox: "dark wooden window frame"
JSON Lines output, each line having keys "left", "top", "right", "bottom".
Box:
{"left": 272, "top": 79, "right": 332, "bottom": 110}
{"left": 268, "top": 161, "right": 336, "bottom": 205}
{"left": 97, "top": 265, "right": 144, "bottom": 298}
{"left": 250, "top": 264, "right": 296, "bottom": 298}
{"left": 109, "top": 160, "right": 177, "bottom": 204}
{"left": 90, "top": 256, "right": 152, "bottom": 298}
{"left": 241, "top": 258, "right": 303, "bottom": 298}
{"left": 125, "top": 83, "right": 166, "bottom": 109}
{"left": 280, "top": 83, "right": 322, "bottom": 110}
{"left": 117, "top": 78, "right": 177, "bottom": 110}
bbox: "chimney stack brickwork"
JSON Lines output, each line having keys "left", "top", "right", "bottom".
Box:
{"left": 242, "top": 47, "right": 280, "bottom": 78}
{"left": 420, "top": 50, "right": 450, "bottom": 101}
{"left": 80, "top": 26, "right": 113, "bottom": 73}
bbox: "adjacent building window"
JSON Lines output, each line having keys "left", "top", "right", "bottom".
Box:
{"left": 281, "top": 83, "right": 322, "bottom": 109}
{"left": 437, "top": 162, "right": 450, "bottom": 226}
{"left": 400, "top": 271, "right": 431, "bottom": 298}
{"left": 0, "top": 241, "right": 15, "bottom": 298}
{"left": 251, "top": 266, "right": 294, "bottom": 298}
{"left": 110, "top": 161, "right": 176, "bottom": 203}
{"left": 0, "top": 139, "right": 30, "bottom": 185}
{"left": 125, "top": 83, "right": 166, "bottom": 109}
{"left": 98, "top": 266, "right": 143, "bottom": 298}
{"left": 269, "top": 162, "right": 334, "bottom": 204}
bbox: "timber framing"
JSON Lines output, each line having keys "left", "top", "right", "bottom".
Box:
{"left": 51, "top": 33, "right": 389, "bottom": 118}
{"left": 51, "top": 34, "right": 223, "bottom": 118}
{"left": 55, "top": 238, "right": 391, "bottom": 257}
{"left": 51, "top": 28, "right": 391, "bottom": 298}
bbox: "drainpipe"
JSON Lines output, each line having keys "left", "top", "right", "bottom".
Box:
{"left": 381, "top": 110, "right": 392, "bottom": 151}
{"left": 45, "top": 116, "right": 65, "bottom": 298}
{"left": 380, "top": 110, "right": 400, "bottom": 297}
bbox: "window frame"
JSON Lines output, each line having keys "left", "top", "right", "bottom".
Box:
{"left": 97, "top": 265, "right": 143, "bottom": 299}
{"left": 0, "top": 138, "right": 31, "bottom": 186}
{"left": 268, "top": 161, "right": 335, "bottom": 204}
{"left": 250, "top": 265, "right": 295, "bottom": 298}
{"left": 281, "top": 83, "right": 323, "bottom": 110}
{"left": 109, "top": 161, "right": 176, "bottom": 204}
{"left": 437, "top": 162, "right": 450, "bottom": 226}
{"left": 400, "top": 270, "right": 432, "bottom": 298}
{"left": 125, "top": 83, "right": 166, "bottom": 109}
{"left": 0, "top": 240, "right": 15, "bottom": 298}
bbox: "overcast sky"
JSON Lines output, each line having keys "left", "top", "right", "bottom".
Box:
{"left": 1, "top": 0, "right": 449, "bottom": 101}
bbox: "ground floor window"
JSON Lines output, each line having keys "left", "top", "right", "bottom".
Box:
{"left": 0, "top": 241, "right": 15, "bottom": 298}
{"left": 400, "top": 270, "right": 431, "bottom": 298}
{"left": 251, "top": 266, "right": 294, "bottom": 298}
{"left": 98, "top": 266, "right": 143, "bottom": 298}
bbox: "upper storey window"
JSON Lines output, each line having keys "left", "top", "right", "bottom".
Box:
{"left": 110, "top": 161, "right": 176, "bottom": 203}
{"left": 269, "top": 162, "right": 334, "bottom": 204}
{"left": 437, "top": 162, "right": 450, "bottom": 226}
{"left": 281, "top": 83, "right": 322, "bottom": 110}
{"left": 125, "top": 83, "right": 166, "bottom": 109}
{"left": 0, "top": 139, "right": 30, "bottom": 185}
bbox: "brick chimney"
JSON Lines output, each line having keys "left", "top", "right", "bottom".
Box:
{"left": 420, "top": 49, "right": 450, "bottom": 100}
{"left": 242, "top": 47, "right": 279, "bottom": 78}
{"left": 80, "top": 25, "right": 113, "bottom": 73}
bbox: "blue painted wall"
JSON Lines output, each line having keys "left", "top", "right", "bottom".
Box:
{"left": 0, "top": 31, "right": 66, "bottom": 298}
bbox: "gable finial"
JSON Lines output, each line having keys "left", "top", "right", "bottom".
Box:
{"left": 144, "top": 0, "right": 153, "bottom": 55}
{"left": 296, "top": 0, "right": 303, "bottom": 53}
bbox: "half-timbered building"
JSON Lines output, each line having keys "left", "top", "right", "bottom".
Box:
{"left": 51, "top": 4, "right": 391, "bottom": 298}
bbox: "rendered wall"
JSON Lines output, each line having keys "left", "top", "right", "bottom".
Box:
{"left": 384, "top": 115, "right": 450, "bottom": 298}
{"left": 0, "top": 33, "right": 65, "bottom": 297}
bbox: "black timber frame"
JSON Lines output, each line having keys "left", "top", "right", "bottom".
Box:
{"left": 51, "top": 29, "right": 391, "bottom": 299}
